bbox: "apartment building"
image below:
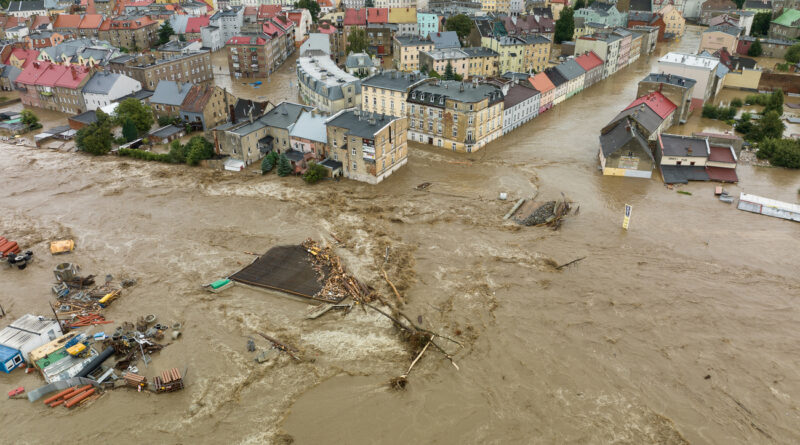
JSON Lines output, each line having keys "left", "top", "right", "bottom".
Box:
{"left": 108, "top": 50, "right": 212, "bottom": 90}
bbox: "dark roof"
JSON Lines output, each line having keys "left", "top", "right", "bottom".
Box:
{"left": 628, "top": 11, "right": 658, "bottom": 23}
{"left": 119, "top": 89, "right": 153, "bottom": 101}
{"left": 461, "top": 47, "right": 498, "bottom": 57}
{"left": 259, "top": 102, "right": 311, "bottom": 129}
{"left": 361, "top": 70, "right": 427, "bottom": 92}
{"left": 503, "top": 83, "right": 539, "bottom": 108}
{"left": 429, "top": 31, "right": 460, "bottom": 49}
{"left": 706, "top": 25, "right": 741, "bottom": 37}
{"left": 149, "top": 125, "right": 183, "bottom": 138}
{"left": 544, "top": 67, "right": 567, "bottom": 87}
{"left": 409, "top": 80, "right": 504, "bottom": 106}
{"left": 640, "top": 72, "right": 696, "bottom": 89}
{"left": 69, "top": 110, "right": 97, "bottom": 124}
{"left": 327, "top": 109, "right": 399, "bottom": 139}
{"left": 599, "top": 118, "right": 652, "bottom": 158}
{"left": 320, "top": 158, "right": 342, "bottom": 170}
{"left": 502, "top": 72, "right": 530, "bottom": 81}
{"left": 659, "top": 133, "right": 709, "bottom": 157}
{"left": 555, "top": 59, "right": 585, "bottom": 80}
{"left": 234, "top": 99, "right": 270, "bottom": 121}
{"left": 660, "top": 165, "right": 709, "bottom": 184}
{"left": 7, "top": 0, "right": 45, "bottom": 11}
{"left": 610, "top": 104, "right": 664, "bottom": 135}
{"left": 629, "top": 0, "right": 652, "bottom": 11}
{"left": 284, "top": 149, "right": 305, "bottom": 162}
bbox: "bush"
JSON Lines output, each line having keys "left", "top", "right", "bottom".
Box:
{"left": 114, "top": 136, "right": 127, "bottom": 145}
{"left": 261, "top": 152, "right": 276, "bottom": 173}
{"left": 185, "top": 136, "right": 214, "bottom": 165}
{"left": 730, "top": 98, "right": 743, "bottom": 108}
{"left": 756, "top": 138, "right": 800, "bottom": 168}
{"left": 276, "top": 154, "right": 292, "bottom": 176}
{"left": 702, "top": 104, "right": 736, "bottom": 121}
{"left": 745, "top": 90, "right": 783, "bottom": 114}
{"left": 168, "top": 139, "right": 187, "bottom": 163}
{"left": 302, "top": 162, "right": 327, "bottom": 184}
{"left": 122, "top": 117, "right": 138, "bottom": 142}
{"left": 118, "top": 148, "right": 173, "bottom": 163}
{"left": 158, "top": 115, "right": 175, "bottom": 126}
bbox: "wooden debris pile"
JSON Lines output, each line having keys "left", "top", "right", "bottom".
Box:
{"left": 513, "top": 195, "right": 575, "bottom": 230}
{"left": 303, "top": 238, "right": 376, "bottom": 304}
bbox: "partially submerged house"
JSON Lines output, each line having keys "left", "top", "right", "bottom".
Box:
{"left": 656, "top": 133, "right": 738, "bottom": 184}
{"left": 0, "top": 314, "right": 62, "bottom": 370}
{"left": 598, "top": 118, "right": 655, "bottom": 178}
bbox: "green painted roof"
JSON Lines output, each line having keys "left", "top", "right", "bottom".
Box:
{"left": 772, "top": 9, "right": 800, "bottom": 27}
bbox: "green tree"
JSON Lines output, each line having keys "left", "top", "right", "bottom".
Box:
{"left": 574, "top": 0, "right": 586, "bottom": 9}
{"left": 261, "top": 153, "right": 275, "bottom": 174}
{"left": 277, "top": 154, "right": 293, "bottom": 176}
{"left": 786, "top": 43, "right": 800, "bottom": 64}
{"left": 444, "top": 14, "right": 474, "bottom": 41}
{"left": 732, "top": 0, "right": 745, "bottom": 8}
{"left": 756, "top": 138, "right": 800, "bottom": 168}
{"left": 185, "top": 136, "right": 214, "bottom": 165}
{"left": 168, "top": 139, "right": 187, "bottom": 163}
{"left": 302, "top": 162, "right": 327, "bottom": 183}
{"left": 116, "top": 98, "right": 154, "bottom": 135}
{"left": 346, "top": 27, "right": 369, "bottom": 54}
{"left": 76, "top": 110, "right": 113, "bottom": 155}
{"left": 765, "top": 89, "right": 784, "bottom": 115}
{"left": 758, "top": 110, "right": 785, "bottom": 140}
{"left": 748, "top": 38, "right": 763, "bottom": 57}
{"left": 364, "top": 0, "right": 374, "bottom": 6}
{"left": 752, "top": 12, "right": 771, "bottom": 36}
{"left": 122, "top": 118, "right": 138, "bottom": 142}
{"left": 730, "top": 97, "right": 743, "bottom": 108}
{"left": 178, "top": 34, "right": 186, "bottom": 42}
{"left": 294, "top": 0, "right": 321, "bottom": 23}
{"left": 428, "top": 69, "right": 441, "bottom": 79}
{"left": 554, "top": 7, "right": 575, "bottom": 44}
{"left": 20, "top": 109, "right": 40, "bottom": 130}
{"left": 158, "top": 21, "right": 175, "bottom": 45}
{"left": 444, "top": 61, "right": 455, "bottom": 80}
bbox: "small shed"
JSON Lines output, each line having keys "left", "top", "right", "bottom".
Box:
{"left": 0, "top": 314, "right": 63, "bottom": 363}
{"left": 148, "top": 125, "right": 185, "bottom": 144}
{"left": 0, "top": 343, "right": 24, "bottom": 373}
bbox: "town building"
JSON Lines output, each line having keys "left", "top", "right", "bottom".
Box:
{"left": 574, "top": 51, "right": 604, "bottom": 88}
{"left": 227, "top": 34, "right": 274, "bottom": 78}
{"left": 345, "top": 52, "right": 378, "bottom": 77}
{"left": 555, "top": 59, "right": 586, "bottom": 98}
{"left": 613, "top": 28, "right": 633, "bottom": 68}
{"left": 657, "top": 52, "right": 719, "bottom": 106}
{"left": 300, "top": 32, "right": 331, "bottom": 57}
{"left": 628, "top": 25, "right": 659, "bottom": 53}
{"left": 419, "top": 48, "right": 470, "bottom": 78}
{"left": 406, "top": 79, "right": 504, "bottom": 153}
{"left": 6, "top": 1, "right": 47, "bottom": 18}
{"left": 429, "top": 31, "right": 460, "bottom": 49}
{"left": 709, "top": 12, "right": 753, "bottom": 36}
{"left": 598, "top": 117, "right": 655, "bottom": 178}
{"left": 543, "top": 66, "right": 568, "bottom": 105}
{"left": 736, "top": 35, "right": 796, "bottom": 58}
{"left": 153, "top": 39, "right": 204, "bottom": 60}
{"left": 24, "top": 31, "right": 68, "bottom": 50}
{"left": 715, "top": 48, "right": 761, "bottom": 90}
{"left": 97, "top": 16, "right": 160, "bottom": 50}
{"left": 656, "top": 133, "right": 738, "bottom": 184}
{"left": 325, "top": 109, "right": 408, "bottom": 183}
{"left": 480, "top": 0, "right": 510, "bottom": 14}
{"left": 297, "top": 55, "right": 362, "bottom": 114}
{"left": 393, "top": 35, "right": 433, "bottom": 72}
{"left": 361, "top": 70, "right": 427, "bottom": 116}
{"left": 699, "top": 0, "right": 737, "bottom": 26}
{"left": 461, "top": 47, "right": 500, "bottom": 77}
{"left": 15, "top": 61, "right": 91, "bottom": 114}
{"left": 699, "top": 25, "right": 741, "bottom": 54}
{"left": 82, "top": 71, "right": 142, "bottom": 110}
{"left": 150, "top": 80, "right": 194, "bottom": 120}
{"left": 365, "top": 8, "right": 393, "bottom": 56}
{"left": 107, "top": 50, "right": 212, "bottom": 90}
{"left": 500, "top": 81, "right": 539, "bottom": 134}
{"left": 417, "top": 11, "right": 440, "bottom": 38}
{"left": 574, "top": 3, "right": 627, "bottom": 28}
{"left": 288, "top": 109, "right": 329, "bottom": 162}
{"left": 213, "top": 101, "right": 311, "bottom": 166}
{"left": 481, "top": 36, "right": 527, "bottom": 74}
{"left": 179, "top": 84, "right": 237, "bottom": 130}
{"left": 529, "top": 71, "right": 554, "bottom": 113}
{"left": 769, "top": 9, "right": 800, "bottom": 40}
{"left": 637, "top": 72, "right": 696, "bottom": 125}
{"left": 610, "top": 91, "right": 677, "bottom": 141}
{"left": 39, "top": 38, "right": 121, "bottom": 67}
{"left": 575, "top": 32, "right": 621, "bottom": 78}
{"left": 0, "top": 64, "right": 21, "bottom": 91}
{"left": 388, "top": 7, "right": 418, "bottom": 36}
{"left": 657, "top": 4, "right": 685, "bottom": 40}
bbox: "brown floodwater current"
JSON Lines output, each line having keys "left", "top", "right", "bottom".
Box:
{"left": 1, "top": 26, "right": 799, "bottom": 444}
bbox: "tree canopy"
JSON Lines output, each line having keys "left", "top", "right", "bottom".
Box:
{"left": 445, "top": 14, "right": 474, "bottom": 41}
{"left": 185, "top": 136, "right": 215, "bottom": 165}
{"left": 574, "top": 0, "right": 586, "bottom": 9}
{"left": 752, "top": 12, "right": 771, "bottom": 36}
{"left": 277, "top": 154, "right": 293, "bottom": 176}
{"left": 116, "top": 98, "right": 154, "bottom": 135}
{"left": 295, "top": 0, "right": 321, "bottom": 23}
{"left": 444, "top": 62, "right": 455, "bottom": 80}
{"left": 347, "top": 28, "right": 369, "bottom": 54}
{"left": 747, "top": 38, "right": 763, "bottom": 57}
{"left": 158, "top": 21, "right": 175, "bottom": 45}
{"left": 76, "top": 110, "right": 113, "bottom": 156}
{"left": 554, "top": 7, "right": 575, "bottom": 44}
{"left": 20, "top": 110, "right": 41, "bottom": 130}
{"left": 756, "top": 138, "right": 800, "bottom": 168}
{"left": 303, "top": 162, "right": 327, "bottom": 183}
{"left": 786, "top": 43, "right": 800, "bottom": 64}
{"left": 122, "top": 118, "right": 138, "bottom": 142}
{"left": 732, "top": 0, "right": 745, "bottom": 8}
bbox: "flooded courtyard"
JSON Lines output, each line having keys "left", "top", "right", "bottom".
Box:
{"left": 1, "top": 26, "right": 800, "bottom": 444}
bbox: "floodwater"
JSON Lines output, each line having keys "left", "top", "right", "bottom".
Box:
{"left": 1, "top": 25, "right": 800, "bottom": 444}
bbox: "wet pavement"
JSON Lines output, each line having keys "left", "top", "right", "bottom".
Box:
{"left": 1, "top": 25, "right": 800, "bottom": 445}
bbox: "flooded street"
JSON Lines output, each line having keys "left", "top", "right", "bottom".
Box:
{"left": 2, "top": 26, "right": 800, "bottom": 444}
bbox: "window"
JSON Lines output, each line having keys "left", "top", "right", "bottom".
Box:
{"left": 353, "top": 161, "right": 357, "bottom": 170}
{"left": 352, "top": 147, "right": 356, "bottom": 155}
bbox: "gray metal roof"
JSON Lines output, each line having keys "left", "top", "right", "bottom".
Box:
{"left": 409, "top": 80, "right": 504, "bottom": 106}
{"left": 289, "top": 110, "right": 328, "bottom": 143}
{"left": 300, "top": 33, "right": 331, "bottom": 56}
{"left": 522, "top": 34, "right": 551, "bottom": 44}
{"left": 705, "top": 25, "right": 742, "bottom": 37}
{"left": 345, "top": 52, "right": 374, "bottom": 69}
{"left": 150, "top": 80, "right": 193, "bottom": 106}
{"left": 429, "top": 31, "right": 460, "bottom": 49}
{"left": 82, "top": 72, "right": 125, "bottom": 95}
{"left": 362, "top": 70, "right": 427, "bottom": 92}
{"left": 327, "top": 109, "right": 399, "bottom": 139}
{"left": 610, "top": 104, "right": 664, "bottom": 135}
{"left": 660, "top": 165, "right": 709, "bottom": 184}
{"left": 503, "top": 83, "right": 539, "bottom": 108}
{"left": 259, "top": 102, "right": 311, "bottom": 130}
{"left": 460, "top": 46, "right": 498, "bottom": 57}
{"left": 640, "top": 72, "right": 697, "bottom": 89}
{"left": 599, "top": 118, "right": 652, "bottom": 158}
{"left": 7, "top": 0, "right": 45, "bottom": 11}
{"left": 659, "top": 134, "right": 709, "bottom": 157}
{"left": 555, "top": 59, "right": 585, "bottom": 80}
{"left": 0, "top": 64, "right": 21, "bottom": 83}
{"left": 149, "top": 125, "right": 183, "bottom": 138}
{"left": 394, "top": 35, "right": 431, "bottom": 46}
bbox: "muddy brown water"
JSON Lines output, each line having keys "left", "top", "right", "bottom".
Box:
{"left": 1, "top": 26, "right": 800, "bottom": 444}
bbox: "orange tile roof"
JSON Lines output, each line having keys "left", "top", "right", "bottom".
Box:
{"left": 79, "top": 14, "right": 104, "bottom": 29}
{"left": 529, "top": 72, "right": 555, "bottom": 93}
{"left": 54, "top": 14, "right": 83, "bottom": 28}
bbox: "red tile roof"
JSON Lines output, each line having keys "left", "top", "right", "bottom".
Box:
{"left": 186, "top": 16, "right": 209, "bottom": 33}
{"left": 625, "top": 91, "right": 676, "bottom": 119}
{"left": 15, "top": 61, "right": 50, "bottom": 85}
{"left": 317, "top": 23, "right": 336, "bottom": 34}
{"left": 366, "top": 8, "right": 388, "bottom": 24}
{"left": 708, "top": 145, "right": 736, "bottom": 163}
{"left": 108, "top": 16, "right": 157, "bottom": 29}
{"left": 317, "top": 0, "right": 333, "bottom": 6}
{"left": 574, "top": 51, "right": 604, "bottom": 71}
{"left": 8, "top": 48, "right": 40, "bottom": 68}
{"left": 258, "top": 4, "right": 281, "bottom": 19}
{"left": 227, "top": 35, "right": 267, "bottom": 45}
{"left": 244, "top": 6, "right": 257, "bottom": 15}
{"left": 344, "top": 8, "right": 367, "bottom": 26}
{"left": 529, "top": 72, "right": 555, "bottom": 93}
{"left": 287, "top": 11, "right": 304, "bottom": 25}
{"left": 79, "top": 14, "right": 104, "bottom": 29}
{"left": 126, "top": 0, "right": 153, "bottom": 6}
{"left": 705, "top": 166, "right": 738, "bottom": 182}
{"left": 30, "top": 15, "right": 51, "bottom": 29}
{"left": 263, "top": 20, "right": 284, "bottom": 37}
{"left": 54, "top": 14, "right": 82, "bottom": 28}
{"left": 180, "top": 84, "right": 214, "bottom": 112}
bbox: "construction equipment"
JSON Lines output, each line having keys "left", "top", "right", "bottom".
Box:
{"left": 49, "top": 240, "right": 75, "bottom": 255}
